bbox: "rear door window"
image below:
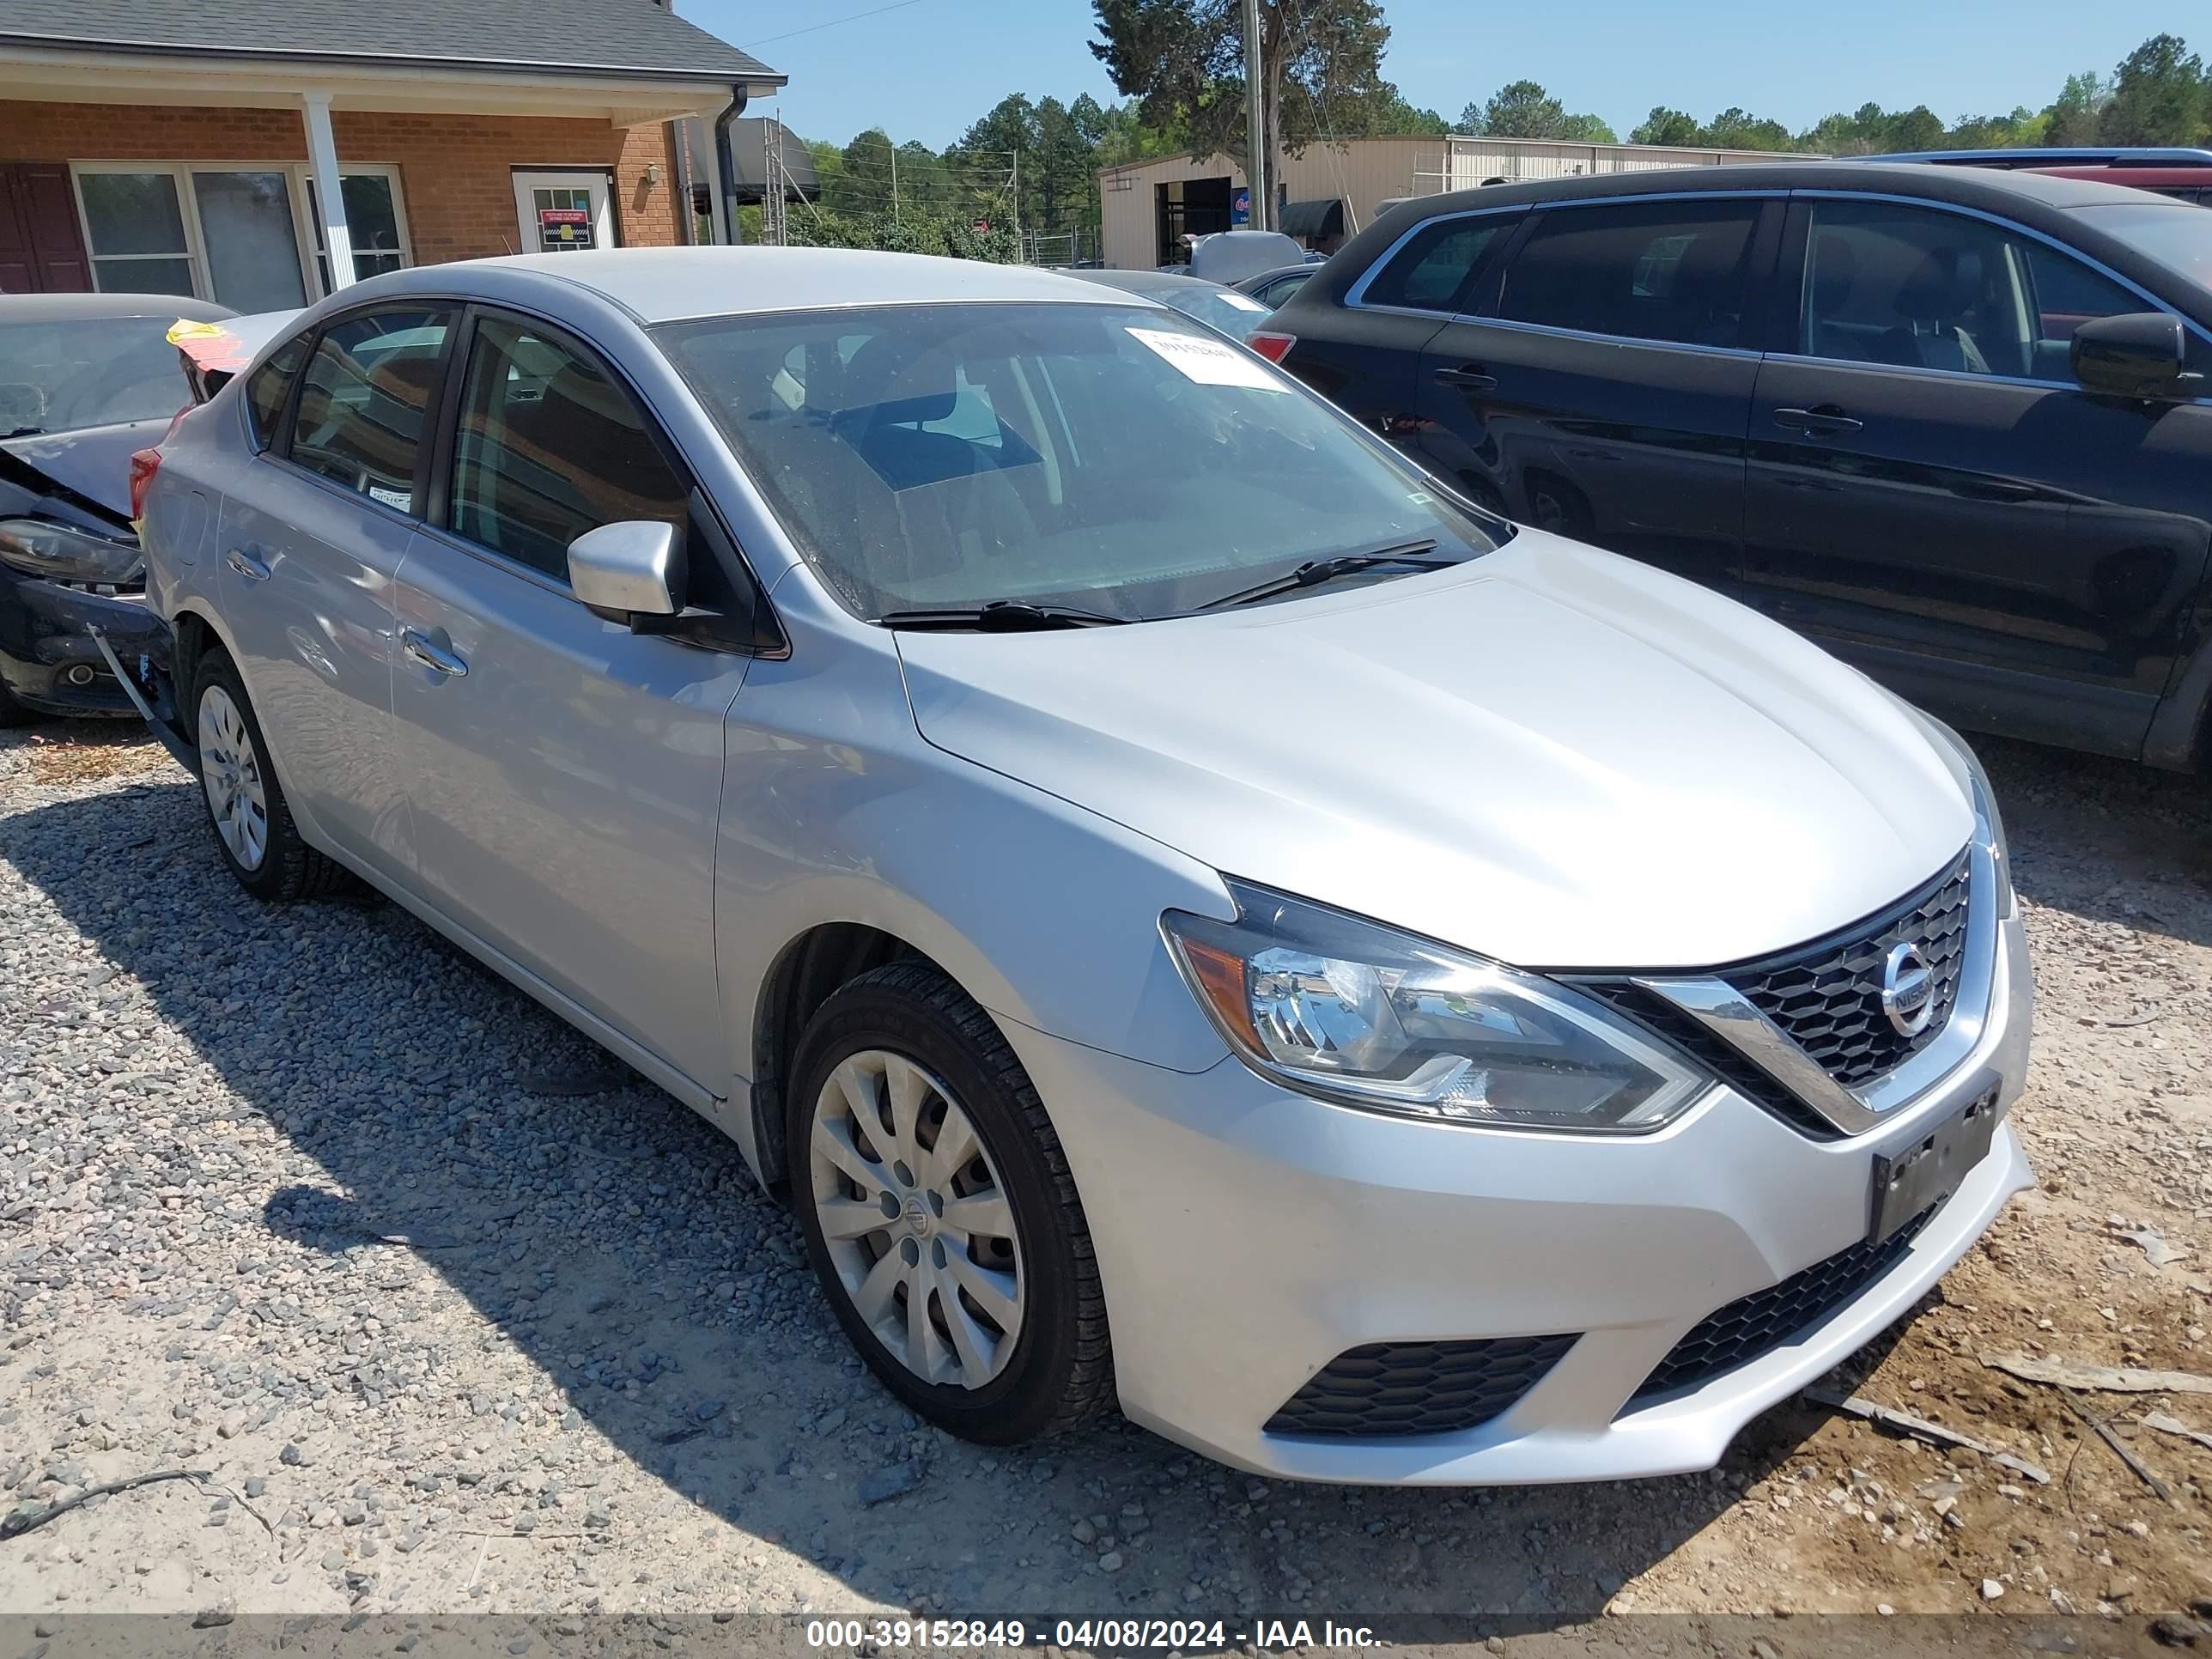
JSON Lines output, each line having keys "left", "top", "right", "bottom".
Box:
{"left": 287, "top": 307, "right": 453, "bottom": 512}
{"left": 1498, "top": 200, "right": 1763, "bottom": 348}
{"left": 1360, "top": 216, "right": 1509, "bottom": 312}
{"left": 244, "top": 331, "right": 311, "bottom": 449}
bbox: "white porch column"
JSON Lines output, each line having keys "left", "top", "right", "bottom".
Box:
{"left": 301, "top": 90, "right": 356, "bottom": 291}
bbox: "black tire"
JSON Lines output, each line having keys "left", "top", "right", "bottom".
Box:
{"left": 787, "top": 961, "right": 1113, "bottom": 1444}
{"left": 189, "top": 652, "right": 353, "bottom": 902}
{"left": 0, "top": 677, "right": 32, "bottom": 728}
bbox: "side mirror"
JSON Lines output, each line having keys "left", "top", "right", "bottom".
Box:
{"left": 2072, "top": 312, "right": 2189, "bottom": 400}
{"left": 568, "top": 520, "right": 684, "bottom": 627}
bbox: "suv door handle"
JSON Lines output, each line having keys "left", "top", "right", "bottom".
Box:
{"left": 1433, "top": 365, "right": 1498, "bottom": 391}
{"left": 400, "top": 628, "right": 468, "bottom": 678}
{"left": 225, "top": 548, "right": 272, "bottom": 581}
{"left": 1772, "top": 405, "right": 1864, "bottom": 435}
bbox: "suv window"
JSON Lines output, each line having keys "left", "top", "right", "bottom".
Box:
{"left": 288, "top": 308, "right": 453, "bottom": 512}
{"left": 447, "top": 314, "right": 688, "bottom": 580}
{"left": 1498, "top": 200, "right": 1762, "bottom": 348}
{"left": 1362, "top": 216, "right": 1507, "bottom": 312}
{"left": 1797, "top": 200, "right": 2144, "bottom": 382}
{"left": 244, "top": 331, "right": 310, "bottom": 449}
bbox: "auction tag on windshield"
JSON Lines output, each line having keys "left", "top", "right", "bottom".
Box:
{"left": 1222, "top": 292, "right": 1268, "bottom": 312}
{"left": 368, "top": 484, "right": 412, "bottom": 513}
{"left": 1127, "top": 325, "right": 1287, "bottom": 392}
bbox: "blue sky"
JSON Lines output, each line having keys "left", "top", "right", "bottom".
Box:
{"left": 685, "top": 0, "right": 2195, "bottom": 151}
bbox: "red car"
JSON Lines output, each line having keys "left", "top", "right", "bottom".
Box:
{"left": 1875, "top": 147, "right": 2212, "bottom": 204}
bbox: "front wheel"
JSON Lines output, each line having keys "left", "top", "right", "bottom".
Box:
{"left": 191, "top": 653, "right": 350, "bottom": 902}
{"left": 788, "top": 962, "right": 1113, "bottom": 1444}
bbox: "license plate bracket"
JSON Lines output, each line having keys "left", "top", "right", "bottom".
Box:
{"left": 1869, "top": 1086, "right": 1999, "bottom": 1244}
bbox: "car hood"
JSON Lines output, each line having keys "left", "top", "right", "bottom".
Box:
{"left": 896, "top": 531, "right": 1974, "bottom": 970}
{"left": 0, "top": 418, "right": 169, "bottom": 523}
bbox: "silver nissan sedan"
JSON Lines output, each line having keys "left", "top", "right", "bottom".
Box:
{"left": 134, "top": 247, "right": 2033, "bottom": 1484}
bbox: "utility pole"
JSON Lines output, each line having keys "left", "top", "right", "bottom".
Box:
{"left": 1242, "top": 0, "right": 1268, "bottom": 233}
{"left": 891, "top": 144, "right": 900, "bottom": 219}
{"left": 1010, "top": 148, "right": 1022, "bottom": 255}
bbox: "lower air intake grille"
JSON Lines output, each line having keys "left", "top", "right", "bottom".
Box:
{"left": 1266, "top": 1334, "right": 1578, "bottom": 1438}
{"left": 1623, "top": 1210, "right": 1936, "bottom": 1411}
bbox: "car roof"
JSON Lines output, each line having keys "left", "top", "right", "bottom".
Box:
{"left": 384, "top": 246, "right": 1155, "bottom": 325}
{"left": 1238, "top": 264, "right": 1314, "bottom": 285}
{"left": 1077, "top": 268, "right": 1231, "bottom": 296}
{"left": 1384, "top": 160, "right": 2172, "bottom": 222}
{"left": 0, "top": 292, "right": 234, "bottom": 325}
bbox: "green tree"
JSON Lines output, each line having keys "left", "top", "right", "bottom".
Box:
{"left": 1703, "top": 106, "right": 1791, "bottom": 151}
{"left": 2043, "top": 70, "right": 2111, "bottom": 146}
{"left": 1631, "top": 106, "right": 1704, "bottom": 146}
{"left": 1558, "top": 112, "right": 1618, "bottom": 143}
{"left": 1359, "top": 90, "right": 1450, "bottom": 137}
{"left": 1090, "top": 0, "right": 1395, "bottom": 191}
{"left": 2100, "top": 33, "right": 2208, "bottom": 144}
{"left": 1464, "top": 80, "right": 1565, "bottom": 137}
{"left": 1881, "top": 105, "right": 1945, "bottom": 151}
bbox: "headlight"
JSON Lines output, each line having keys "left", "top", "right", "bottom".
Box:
{"left": 1162, "top": 880, "right": 1711, "bottom": 1132}
{"left": 0, "top": 518, "right": 143, "bottom": 586}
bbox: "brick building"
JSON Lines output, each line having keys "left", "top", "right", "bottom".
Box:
{"left": 0, "top": 0, "right": 785, "bottom": 302}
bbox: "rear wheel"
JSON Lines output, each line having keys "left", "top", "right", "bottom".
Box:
{"left": 0, "top": 679, "right": 29, "bottom": 728}
{"left": 191, "top": 653, "right": 350, "bottom": 902}
{"left": 788, "top": 962, "right": 1113, "bottom": 1444}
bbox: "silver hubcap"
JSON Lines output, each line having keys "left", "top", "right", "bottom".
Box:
{"left": 808, "top": 1050, "right": 1024, "bottom": 1389}
{"left": 198, "top": 684, "right": 269, "bottom": 872}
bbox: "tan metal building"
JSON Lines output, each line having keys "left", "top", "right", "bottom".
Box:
{"left": 1097, "top": 134, "right": 1808, "bottom": 270}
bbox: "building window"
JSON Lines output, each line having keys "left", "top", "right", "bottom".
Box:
{"left": 75, "top": 171, "right": 197, "bottom": 296}
{"left": 70, "top": 161, "right": 410, "bottom": 307}
{"left": 305, "top": 172, "right": 409, "bottom": 289}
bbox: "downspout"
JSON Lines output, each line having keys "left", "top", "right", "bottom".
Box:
{"left": 714, "top": 88, "right": 750, "bottom": 245}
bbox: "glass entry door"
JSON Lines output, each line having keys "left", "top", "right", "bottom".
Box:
{"left": 511, "top": 171, "right": 613, "bottom": 256}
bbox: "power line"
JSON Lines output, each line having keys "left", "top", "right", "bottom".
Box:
{"left": 744, "top": 0, "right": 931, "bottom": 49}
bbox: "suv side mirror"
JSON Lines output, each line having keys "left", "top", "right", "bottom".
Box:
{"left": 2072, "top": 312, "right": 2189, "bottom": 400}
{"left": 568, "top": 520, "right": 684, "bottom": 627}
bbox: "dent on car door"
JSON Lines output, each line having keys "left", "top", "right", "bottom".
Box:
{"left": 388, "top": 309, "right": 747, "bottom": 1093}
{"left": 1413, "top": 197, "right": 1775, "bottom": 593}
{"left": 1741, "top": 197, "right": 2212, "bottom": 757}
{"left": 213, "top": 307, "right": 453, "bottom": 872}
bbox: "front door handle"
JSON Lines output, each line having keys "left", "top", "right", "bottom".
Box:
{"left": 399, "top": 628, "right": 468, "bottom": 678}
{"left": 225, "top": 548, "right": 272, "bottom": 581}
{"left": 1433, "top": 365, "right": 1498, "bottom": 392}
{"left": 1772, "top": 404, "right": 1864, "bottom": 435}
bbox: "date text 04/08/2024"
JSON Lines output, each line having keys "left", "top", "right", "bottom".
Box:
{"left": 802, "top": 1620, "right": 1382, "bottom": 1651}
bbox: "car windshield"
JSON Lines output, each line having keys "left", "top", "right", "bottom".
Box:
{"left": 2072, "top": 201, "right": 2212, "bottom": 291}
{"left": 657, "top": 301, "right": 1504, "bottom": 623}
{"left": 0, "top": 316, "right": 189, "bottom": 437}
{"left": 1146, "top": 284, "right": 1273, "bottom": 341}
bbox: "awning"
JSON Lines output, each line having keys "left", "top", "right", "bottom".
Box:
{"left": 1279, "top": 198, "right": 1346, "bottom": 240}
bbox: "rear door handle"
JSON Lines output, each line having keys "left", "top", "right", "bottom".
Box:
{"left": 225, "top": 548, "right": 272, "bottom": 581}
{"left": 1772, "top": 405, "right": 1864, "bottom": 435}
{"left": 399, "top": 628, "right": 468, "bottom": 678}
{"left": 1433, "top": 365, "right": 1498, "bottom": 392}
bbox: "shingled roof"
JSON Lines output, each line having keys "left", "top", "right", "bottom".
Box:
{"left": 0, "top": 0, "right": 784, "bottom": 85}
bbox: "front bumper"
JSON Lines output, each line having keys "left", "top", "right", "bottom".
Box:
{"left": 0, "top": 568, "right": 167, "bottom": 718}
{"left": 1006, "top": 902, "right": 2033, "bottom": 1485}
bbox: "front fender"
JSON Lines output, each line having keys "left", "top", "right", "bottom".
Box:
{"left": 714, "top": 642, "right": 1234, "bottom": 1183}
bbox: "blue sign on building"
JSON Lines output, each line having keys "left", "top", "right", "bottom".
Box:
{"left": 1231, "top": 187, "right": 1250, "bottom": 226}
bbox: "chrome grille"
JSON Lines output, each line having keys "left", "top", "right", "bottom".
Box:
{"left": 1720, "top": 853, "right": 1972, "bottom": 1090}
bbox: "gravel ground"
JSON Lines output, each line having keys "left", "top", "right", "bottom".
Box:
{"left": 1, "top": 719, "right": 2209, "bottom": 1629}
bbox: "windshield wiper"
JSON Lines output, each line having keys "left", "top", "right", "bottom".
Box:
{"left": 1195, "top": 539, "right": 1451, "bottom": 611}
{"left": 0, "top": 426, "right": 46, "bottom": 441}
{"left": 873, "top": 599, "right": 1132, "bottom": 632}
